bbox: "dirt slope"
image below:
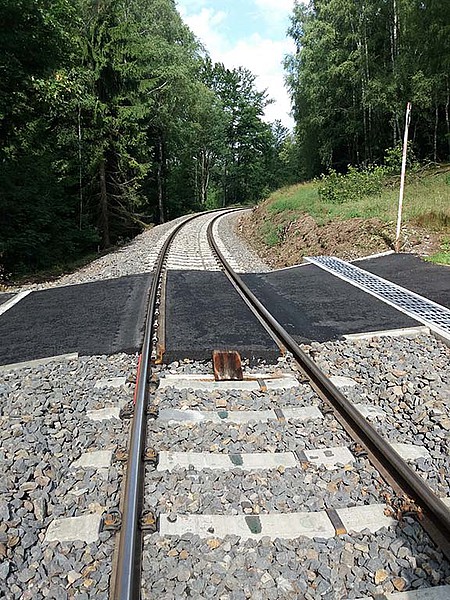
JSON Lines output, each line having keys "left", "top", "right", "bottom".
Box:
{"left": 238, "top": 208, "right": 441, "bottom": 270}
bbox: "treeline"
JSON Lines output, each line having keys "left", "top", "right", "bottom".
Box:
{"left": 285, "top": 0, "right": 450, "bottom": 179}
{"left": 0, "top": 0, "right": 295, "bottom": 278}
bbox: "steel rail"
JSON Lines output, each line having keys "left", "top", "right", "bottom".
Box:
{"left": 112, "top": 211, "right": 216, "bottom": 600}
{"left": 207, "top": 214, "right": 450, "bottom": 561}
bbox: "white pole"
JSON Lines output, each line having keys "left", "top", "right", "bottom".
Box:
{"left": 395, "top": 102, "right": 412, "bottom": 252}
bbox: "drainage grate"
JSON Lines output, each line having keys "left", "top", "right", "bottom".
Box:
{"left": 306, "top": 256, "right": 450, "bottom": 340}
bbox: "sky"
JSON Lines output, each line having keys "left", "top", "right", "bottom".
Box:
{"left": 175, "top": 0, "right": 297, "bottom": 129}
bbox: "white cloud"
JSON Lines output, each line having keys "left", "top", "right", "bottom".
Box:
{"left": 253, "top": 0, "right": 296, "bottom": 23}
{"left": 220, "top": 34, "right": 295, "bottom": 127}
{"left": 182, "top": 7, "right": 227, "bottom": 52}
{"left": 254, "top": 0, "right": 294, "bottom": 9}
{"left": 177, "top": 0, "right": 208, "bottom": 11}
{"left": 178, "top": 3, "right": 295, "bottom": 128}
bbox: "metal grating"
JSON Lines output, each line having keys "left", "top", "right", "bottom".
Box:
{"left": 306, "top": 256, "right": 450, "bottom": 340}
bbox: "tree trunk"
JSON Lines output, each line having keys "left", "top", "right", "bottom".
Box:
{"left": 78, "top": 106, "right": 83, "bottom": 230}
{"left": 99, "top": 157, "right": 110, "bottom": 248}
{"left": 364, "top": 13, "right": 372, "bottom": 160}
{"left": 446, "top": 79, "right": 450, "bottom": 159}
{"left": 434, "top": 104, "right": 439, "bottom": 163}
{"left": 391, "top": 0, "right": 399, "bottom": 147}
{"left": 199, "top": 149, "right": 210, "bottom": 205}
{"left": 222, "top": 163, "right": 227, "bottom": 207}
{"left": 362, "top": 90, "right": 368, "bottom": 164}
{"left": 157, "top": 135, "right": 165, "bottom": 224}
{"left": 392, "top": 0, "right": 398, "bottom": 59}
{"left": 194, "top": 155, "right": 198, "bottom": 204}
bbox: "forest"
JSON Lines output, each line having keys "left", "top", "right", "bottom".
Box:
{"left": 1, "top": 0, "right": 449, "bottom": 279}
{"left": 285, "top": 0, "right": 450, "bottom": 178}
{"left": 0, "top": 0, "right": 295, "bottom": 278}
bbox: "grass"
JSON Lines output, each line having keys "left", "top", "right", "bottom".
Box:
{"left": 267, "top": 184, "right": 319, "bottom": 215}
{"left": 426, "top": 239, "right": 450, "bottom": 265}
{"left": 260, "top": 169, "right": 450, "bottom": 246}
{"left": 261, "top": 222, "right": 282, "bottom": 247}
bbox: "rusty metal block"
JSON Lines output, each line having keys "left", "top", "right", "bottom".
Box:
{"left": 326, "top": 508, "right": 347, "bottom": 536}
{"left": 213, "top": 350, "right": 243, "bottom": 381}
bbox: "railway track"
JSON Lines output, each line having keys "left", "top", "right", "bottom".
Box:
{"left": 107, "top": 210, "right": 450, "bottom": 599}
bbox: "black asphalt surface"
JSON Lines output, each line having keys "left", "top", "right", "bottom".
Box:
{"left": 2, "top": 253, "right": 447, "bottom": 367}
{"left": 357, "top": 253, "right": 449, "bottom": 308}
{"left": 0, "top": 293, "right": 14, "bottom": 307}
{"left": 0, "top": 275, "right": 152, "bottom": 366}
{"left": 242, "top": 264, "right": 419, "bottom": 344}
{"left": 165, "top": 271, "right": 279, "bottom": 362}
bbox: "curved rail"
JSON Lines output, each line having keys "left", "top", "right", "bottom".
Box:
{"left": 207, "top": 213, "right": 450, "bottom": 561}
{"left": 113, "top": 212, "right": 212, "bottom": 599}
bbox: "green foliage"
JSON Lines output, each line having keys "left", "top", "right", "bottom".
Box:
{"left": 285, "top": 0, "right": 450, "bottom": 178}
{"left": 317, "top": 142, "right": 423, "bottom": 205}
{"left": 268, "top": 186, "right": 318, "bottom": 215}
{"left": 0, "top": 0, "right": 298, "bottom": 280}
{"left": 384, "top": 143, "right": 418, "bottom": 174}
{"left": 0, "top": 143, "right": 98, "bottom": 278}
{"left": 204, "top": 189, "right": 221, "bottom": 210}
{"left": 0, "top": 0, "right": 96, "bottom": 278}
{"left": 202, "top": 62, "right": 277, "bottom": 206}
{"left": 318, "top": 165, "right": 387, "bottom": 204}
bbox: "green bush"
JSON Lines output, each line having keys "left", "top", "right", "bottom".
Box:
{"left": 384, "top": 142, "right": 418, "bottom": 174}
{"left": 318, "top": 164, "right": 386, "bottom": 204}
{"left": 318, "top": 143, "right": 421, "bottom": 205}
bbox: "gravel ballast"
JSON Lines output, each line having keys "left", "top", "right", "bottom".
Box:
{"left": 141, "top": 521, "right": 449, "bottom": 599}
{"left": 0, "top": 354, "right": 135, "bottom": 599}
{"left": 306, "top": 334, "right": 450, "bottom": 497}
{"left": 3, "top": 339, "right": 447, "bottom": 598}
{"left": 139, "top": 334, "right": 450, "bottom": 598}
{"left": 215, "top": 211, "right": 271, "bottom": 273}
